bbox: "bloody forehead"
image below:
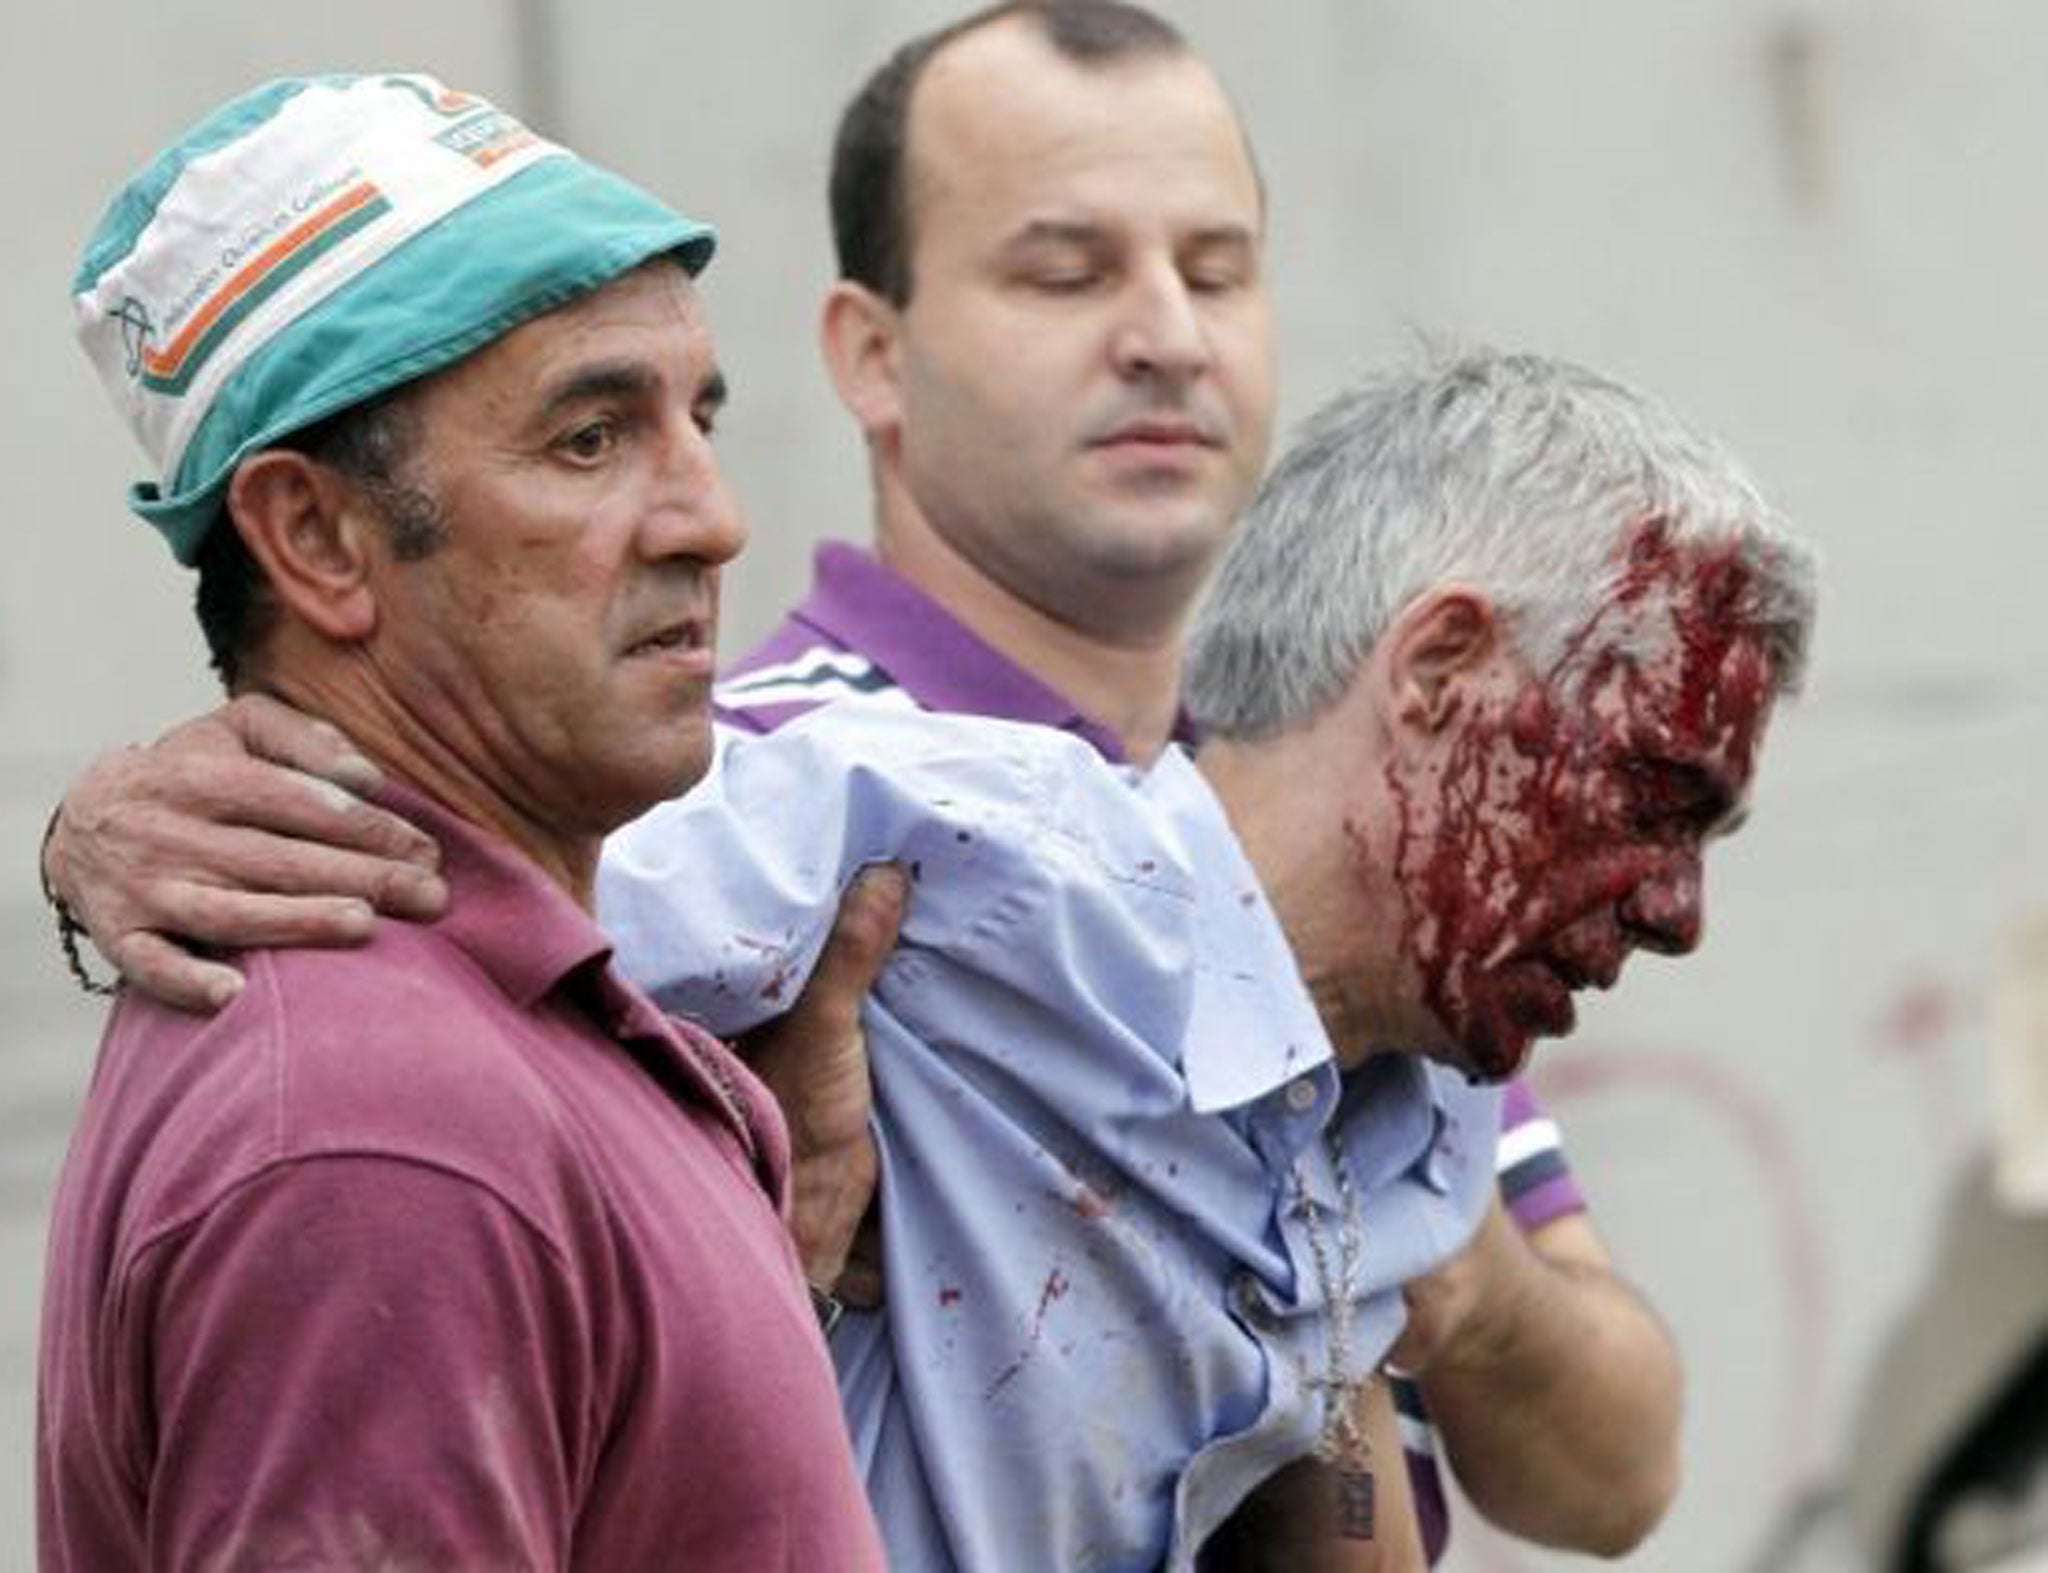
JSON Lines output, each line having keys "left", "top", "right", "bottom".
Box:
{"left": 1553, "top": 517, "right": 1775, "bottom": 778}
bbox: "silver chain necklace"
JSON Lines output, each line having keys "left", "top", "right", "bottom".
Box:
{"left": 1289, "top": 1135, "right": 1378, "bottom": 1540}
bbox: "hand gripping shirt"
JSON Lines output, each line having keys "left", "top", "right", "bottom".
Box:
{"left": 599, "top": 707, "right": 1501, "bottom": 1571}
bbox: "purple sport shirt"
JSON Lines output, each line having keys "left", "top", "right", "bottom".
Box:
{"left": 717, "top": 541, "right": 1591, "bottom": 1563}
{"left": 39, "top": 780, "right": 885, "bottom": 1572}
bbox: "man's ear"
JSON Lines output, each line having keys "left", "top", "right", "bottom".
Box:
{"left": 820, "top": 280, "right": 905, "bottom": 444}
{"left": 1385, "top": 586, "right": 1502, "bottom": 730}
{"left": 225, "top": 452, "right": 381, "bottom": 642}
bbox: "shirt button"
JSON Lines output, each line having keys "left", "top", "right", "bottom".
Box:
{"left": 1284, "top": 1077, "right": 1319, "bottom": 1115}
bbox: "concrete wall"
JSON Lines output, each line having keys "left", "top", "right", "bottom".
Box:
{"left": 5, "top": 2, "right": 2043, "bottom": 1566}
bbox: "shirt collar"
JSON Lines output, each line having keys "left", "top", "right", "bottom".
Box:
{"left": 793, "top": 542, "right": 1199, "bottom": 765}
{"left": 368, "top": 777, "right": 782, "bottom": 1184}
{"left": 370, "top": 777, "right": 613, "bottom": 1010}
{"left": 1139, "top": 749, "right": 1338, "bottom": 1114}
{"left": 1334, "top": 1052, "right": 1451, "bottom": 1195}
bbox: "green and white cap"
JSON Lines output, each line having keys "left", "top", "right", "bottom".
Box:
{"left": 74, "top": 72, "right": 716, "bottom": 564}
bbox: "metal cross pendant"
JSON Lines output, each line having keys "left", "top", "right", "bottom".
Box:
{"left": 1334, "top": 1462, "right": 1376, "bottom": 1540}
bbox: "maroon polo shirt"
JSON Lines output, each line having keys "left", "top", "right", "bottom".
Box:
{"left": 38, "top": 782, "right": 884, "bottom": 1571}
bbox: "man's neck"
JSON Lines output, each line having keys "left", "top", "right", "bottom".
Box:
{"left": 1196, "top": 731, "right": 1407, "bottom": 1071}
{"left": 874, "top": 519, "right": 1188, "bottom": 767}
{"left": 253, "top": 656, "right": 602, "bottom": 911}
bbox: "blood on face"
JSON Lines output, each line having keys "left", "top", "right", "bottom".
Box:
{"left": 1382, "top": 520, "right": 1777, "bottom": 1081}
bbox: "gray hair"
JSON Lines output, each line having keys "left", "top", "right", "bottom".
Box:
{"left": 1183, "top": 349, "right": 1818, "bottom": 741}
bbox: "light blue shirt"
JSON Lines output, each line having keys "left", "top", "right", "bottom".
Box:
{"left": 598, "top": 707, "right": 1501, "bottom": 1572}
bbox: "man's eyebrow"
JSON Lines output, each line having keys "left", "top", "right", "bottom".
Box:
{"left": 534, "top": 360, "right": 729, "bottom": 421}
{"left": 1182, "top": 223, "right": 1259, "bottom": 250}
{"left": 536, "top": 360, "right": 662, "bottom": 420}
{"left": 1001, "top": 219, "right": 1112, "bottom": 253}
{"left": 1002, "top": 217, "right": 1260, "bottom": 252}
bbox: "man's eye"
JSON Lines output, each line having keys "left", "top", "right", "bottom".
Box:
{"left": 1184, "top": 265, "right": 1248, "bottom": 295}
{"left": 557, "top": 420, "right": 617, "bottom": 463}
{"left": 1022, "top": 264, "right": 1102, "bottom": 294}
{"left": 1621, "top": 760, "right": 1727, "bottom": 833}
{"left": 692, "top": 406, "right": 720, "bottom": 439}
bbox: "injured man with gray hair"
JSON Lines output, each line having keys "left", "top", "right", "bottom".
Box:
{"left": 601, "top": 348, "right": 1817, "bottom": 1570}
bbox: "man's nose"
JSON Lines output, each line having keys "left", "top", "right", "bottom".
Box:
{"left": 642, "top": 420, "right": 747, "bottom": 566}
{"left": 1620, "top": 854, "right": 1704, "bottom": 956}
{"left": 1109, "top": 261, "right": 1210, "bottom": 384}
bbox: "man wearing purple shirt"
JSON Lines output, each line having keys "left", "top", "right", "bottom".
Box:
{"left": 42, "top": 3, "right": 1680, "bottom": 1563}
{"left": 41, "top": 75, "right": 884, "bottom": 1569}
{"left": 717, "top": 4, "right": 1676, "bottom": 1555}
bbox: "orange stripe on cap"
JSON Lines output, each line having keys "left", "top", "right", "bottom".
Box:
{"left": 143, "top": 180, "right": 382, "bottom": 381}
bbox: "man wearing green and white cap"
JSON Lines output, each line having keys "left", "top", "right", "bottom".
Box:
{"left": 39, "top": 73, "right": 886, "bottom": 1570}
